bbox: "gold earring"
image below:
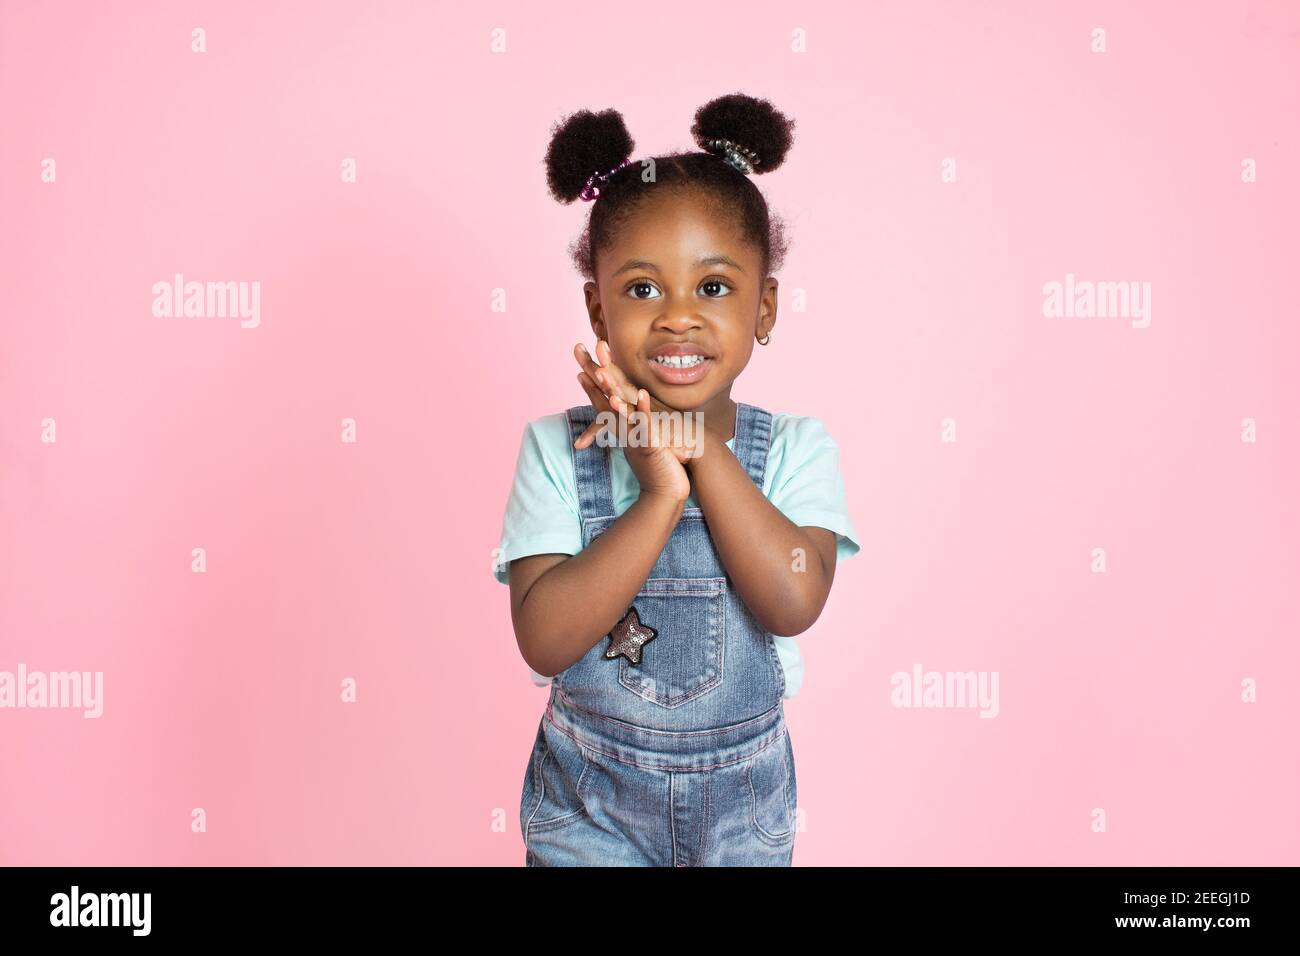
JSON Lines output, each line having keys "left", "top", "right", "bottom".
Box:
{"left": 757, "top": 333, "right": 771, "bottom": 346}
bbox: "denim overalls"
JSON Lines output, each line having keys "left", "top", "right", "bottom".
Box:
{"left": 520, "top": 401, "right": 797, "bottom": 866}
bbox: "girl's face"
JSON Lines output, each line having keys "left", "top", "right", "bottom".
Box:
{"left": 584, "top": 188, "right": 777, "bottom": 417}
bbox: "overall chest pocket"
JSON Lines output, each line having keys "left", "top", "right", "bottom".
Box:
{"left": 617, "top": 576, "right": 727, "bottom": 708}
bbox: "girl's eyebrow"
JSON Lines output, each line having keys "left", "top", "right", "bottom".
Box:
{"left": 613, "top": 254, "right": 746, "bottom": 276}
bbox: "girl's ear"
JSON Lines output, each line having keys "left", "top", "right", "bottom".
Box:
{"left": 756, "top": 276, "right": 779, "bottom": 340}
{"left": 583, "top": 280, "right": 608, "bottom": 342}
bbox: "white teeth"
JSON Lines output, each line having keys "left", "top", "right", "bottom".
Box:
{"left": 653, "top": 354, "right": 707, "bottom": 368}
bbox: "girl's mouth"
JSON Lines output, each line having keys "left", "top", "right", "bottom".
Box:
{"left": 647, "top": 353, "right": 713, "bottom": 385}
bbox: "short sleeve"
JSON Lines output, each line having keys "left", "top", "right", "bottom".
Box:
{"left": 492, "top": 414, "right": 583, "bottom": 585}
{"left": 766, "top": 415, "right": 861, "bottom": 562}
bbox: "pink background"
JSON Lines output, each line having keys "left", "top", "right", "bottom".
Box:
{"left": 2, "top": 0, "right": 1297, "bottom": 865}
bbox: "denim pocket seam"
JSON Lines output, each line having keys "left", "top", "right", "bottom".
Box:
{"left": 637, "top": 577, "right": 726, "bottom": 596}
{"left": 525, "top": 737, "right": 592, "bottom": 836}
{"left": 745, "top": 731, "right": 794, "bottom": 847}
{"left": 618, "top": 576, "right": 727, "bottom": 708}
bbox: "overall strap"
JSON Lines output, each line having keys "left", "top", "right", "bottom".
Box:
{"left": 566, "top": 404, "right": 615, "bottom": 520}
{"left": 731, "top": 402, "right": 773, "bottom": 489}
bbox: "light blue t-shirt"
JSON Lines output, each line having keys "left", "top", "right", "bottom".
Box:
{"left": 493, "top": 409, "right": 861, "bottom": 699}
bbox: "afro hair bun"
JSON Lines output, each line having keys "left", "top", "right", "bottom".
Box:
{"left": 543, "top": 108, "right": 636, "bottom": 204}
{"left": 690, "top": 92, "right": 795, "bottom": 174}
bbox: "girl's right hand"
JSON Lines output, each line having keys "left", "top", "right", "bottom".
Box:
{"left": 576, "top": 366, "right": 691, "bottom": 504}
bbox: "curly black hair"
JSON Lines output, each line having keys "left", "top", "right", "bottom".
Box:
{"left": 543, "top": 92, "right": 796, "bottom": 281}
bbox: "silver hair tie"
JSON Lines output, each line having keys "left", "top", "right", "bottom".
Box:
{"left": 702, "top": 137, "right": 760, "bottom": 174}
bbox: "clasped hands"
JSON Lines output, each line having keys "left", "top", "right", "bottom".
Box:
{"left": 571, "top": 340, "right": 701, "bottom": 501}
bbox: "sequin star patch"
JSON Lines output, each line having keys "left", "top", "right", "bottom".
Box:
{"left": 604, "top": 605, "right": 657, "bottom": 665}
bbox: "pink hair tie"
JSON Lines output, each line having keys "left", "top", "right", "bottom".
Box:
{"left": 579, "top": 158, "right": 634, "bottom": 201}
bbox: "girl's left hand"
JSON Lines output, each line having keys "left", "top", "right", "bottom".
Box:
{"left": 572, "top": 340, "right": 678, "bottom": 449}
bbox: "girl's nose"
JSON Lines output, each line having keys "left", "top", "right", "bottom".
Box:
{"left": 654, "top": 310, "right": 704, "bottom": 334}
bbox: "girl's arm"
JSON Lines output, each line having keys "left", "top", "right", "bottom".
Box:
{"left": 687, "top": 429, "right": 839, "bottom": 636}
{"left": 509, "top": 369, "right": 697, "bottom": 678}
{"left": 508, "top": 489, "right": 686, "bottom": 678}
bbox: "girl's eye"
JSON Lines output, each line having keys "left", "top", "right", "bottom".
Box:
{"left": 625, "top": 279, "right": 733, "bottom": 299}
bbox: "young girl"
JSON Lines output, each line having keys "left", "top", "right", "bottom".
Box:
{"left": 494, "top": 92, "right": 860, "bottom": 866}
